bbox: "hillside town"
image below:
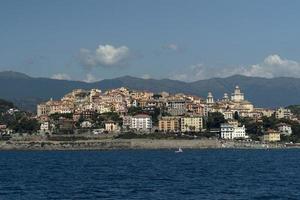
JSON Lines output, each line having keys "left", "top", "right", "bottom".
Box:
{"left": 22, "top": 85, "right": 297, "bottom": 143}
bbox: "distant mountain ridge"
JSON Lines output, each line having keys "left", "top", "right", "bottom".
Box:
{"left": 0, "top": 71, "right": 299, "bottom": 111}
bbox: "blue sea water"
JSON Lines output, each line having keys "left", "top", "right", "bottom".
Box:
{"left": 0, "top": 149, "right": 300, "bottom": 200}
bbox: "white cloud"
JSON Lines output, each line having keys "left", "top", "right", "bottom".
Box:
{"left": 141, "top": 74, "right": 151, "bottom": 79}
{"left": 163, "top": 44, "right": 179, "bottom": 51}
{"left": 51, "top": 73, "right": 71, "bottom": 80}
{"left": 83, "top": 73, "right": 101, "bottom": 83}
{"left": 171, "top": 54, "right": 300, "bottom": 82}
{"left": 79, "top": 44, "right": 130, "bottom": 68}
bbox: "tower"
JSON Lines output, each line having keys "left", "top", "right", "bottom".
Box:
{"left": 231, "top": 85, "right": 244, "bottom": 102}
{"left": 206, "top": 92, "right": 214, "bottom": 104}
{"left": 223, "top": 93, "right": 229, "bottom": 101}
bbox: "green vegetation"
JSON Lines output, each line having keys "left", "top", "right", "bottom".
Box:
{"left": 115, "top": 132, "right": 203, "bottom": 140}
{"left": 287, "top": 105, "right": 300, "bottom": 116}
{"left": 10, "top": 118, "right": 39, "bottom": 134}
{"left": 0, "top": 99, "right": 15, "bottom": 112}
{"left": 206, "top": 112, "right": 226, "bottom": 129}
{"left": 238, "top": 115, "right": 300, "bottom": 142}
{"left": 127, "top": 107, "right": 143, "bottom": 115}
{"left": 49, "top": 113, "right": 73, "bottom": 121}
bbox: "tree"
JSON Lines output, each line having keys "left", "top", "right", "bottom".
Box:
{"left": 233, "top": 111, "right": 239, "bottom": 120}
{"left": 11, "top": 118, "right": 39, "bottom": 134}
{"left": 206, "top": 112, "right": 226, "bottom": 129}
{"left": 238, "top": 117, "right": 263, "bottom": 140}
{"left": 127, "top": 107, "right": 143, "bottom": 116}
{"left": 49, "top": 113, "right": 73, "bottom": 121}
{"left": 262, "top": 116, "right": 278, "bottom": 130}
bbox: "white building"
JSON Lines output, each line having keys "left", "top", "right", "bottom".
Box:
{"left": 231, "top": 85, "right": 244, "bottom": 102}
{"left": 40, "top": 122, "right": 50, "bottom": 132}
{"left": 81, "top": 121, "right": 92, "bottom": 128}
{"left": 130, "top": 114, "right": 152, "bottom": 131}
{"left": 220, "top": 123, "right": 247, "bottom": 140}
{"left": 277, "top": 124, "right": 292, "bottom": 136}
{"left": 40, "top": 121, "right": 54, "bottom": 134}
{"left": 223, "top": 111, "right": 233, "bottom": 120}
{"left": 206, "top": 92, "right": 214, "bottom": 104}
{"left": 275, "top": 107, "right": 292, "bottom": 119}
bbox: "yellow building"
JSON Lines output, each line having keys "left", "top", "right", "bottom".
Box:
{"left": 159, "top": 117, "right": 180, "bottom": 132}
{"left": 263, "top": 129, "right": 281, "bottom": 142}
{"left": 105, "top": 121, "right": 120, "bottom": 132}
{"left": 180, "top": 116, "right": 203, "bottom": 132}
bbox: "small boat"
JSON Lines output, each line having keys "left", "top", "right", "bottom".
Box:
{"left": 175, "top": 148, "right": 183, "bottom": 153}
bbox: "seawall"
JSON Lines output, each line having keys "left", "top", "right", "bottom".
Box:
{"left": 0, "top": 139, "right": 289, "bottom": 150}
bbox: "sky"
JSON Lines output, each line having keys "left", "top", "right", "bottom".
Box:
{"left": 1, "top": 0, "right": 300, "bottom": 82}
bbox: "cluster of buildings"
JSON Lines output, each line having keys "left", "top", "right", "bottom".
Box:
{"left": 36, "top": 85, "right": 295, "bottom": 142}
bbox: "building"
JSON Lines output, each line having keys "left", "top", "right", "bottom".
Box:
{"left": 231, "top": 86, "right": 244, "bottom": 102}
{"left": 40, "top": 121, "right": 51, "bottom": 133}
{"left": 206, "top": 92, "right": 214, "bottom": 104}
{"left": 105, "top": 121, "right": 120, "bottom": 132}
{"left": 263, "top": 129, "right": 281, "bottom": 142}
{"left": 223, "top": 111, "right": 233, "bottom": 120}
{"left": 37, "top": 104, "right": 49, "bottom": 117}
{"left": 220, "top": 123, "right": 247, "bottom": 140}
{"left": 122, "top": 116, "right": 132, "bottom": 129}
{"left": 180, "top": 116, "right": 203, "bottom": 132}
{"left": 275, "top": 107, "right": 292, "bottom": 119}
{"left": 130, "top": 114, "right": 152, "bottom": 131}
{"left": 80, "top": 121, "right": 92, "bottom": 128}
{"left": 167, "top": 99, "right": 186, "bottom": 116}
{"left": 158, "top": 117, "right": 180, "bottom": 132}
{"left": 277, "top": 123, "right": 292, "bottom": 136}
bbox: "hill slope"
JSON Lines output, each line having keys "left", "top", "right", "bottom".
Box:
{"left": 0, "top": 71, "right": 299, "bottom": 111}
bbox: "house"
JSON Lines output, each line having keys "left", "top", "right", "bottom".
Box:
{"left": 275, "top": 107, "right": 292, "bottom": 119}
{"left": 167, "top": 99, "right": 186, "bottom": 116}
{"left": 277, "top": 123, "right": 292, "bottom": 136}
{"left": 40, "top": 121, "right": 51, "bottom": 133}
{"left": 105, "top": 121, "right": 120, "bottom": 132}
{"left": 81, "top": 121, "right": 93, "bottom": 128}
{"left": 122, "top": 116, "right": 132, "bottom": 130}
{"left": 58, "top": 118, "right": 74, "bottom": 132}
{"left": 263, "top": 129, "right": 281, "bottom": 142}
{"left": 220, "top": 123, "right": 247, "bottom": 140}
{"left": 180, "top": 116, "right": 203, "bottom": 132}
{"left": 158, "top": 117, "right": 180, "bottom": 132}
{"left": 0, "top": 124, "right": 7, "bottom": 130}
{"left": 130, "top": 114, "right": 152, "bottom": 131}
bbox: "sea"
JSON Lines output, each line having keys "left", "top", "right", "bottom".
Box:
{"left": 0, "top": 149, "right": 299, "bottom": 200}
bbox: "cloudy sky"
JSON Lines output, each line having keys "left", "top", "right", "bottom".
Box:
{"left": 1, "top": 0, "right": 300, "bottom": 82}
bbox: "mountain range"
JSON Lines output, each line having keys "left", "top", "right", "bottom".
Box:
{"left": 0, "top": 71, "right": 299, "bottom": 111}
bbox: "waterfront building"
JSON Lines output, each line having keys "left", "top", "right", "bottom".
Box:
{"left": 81, "top": 121, "right": 92, "bottom": 128}
{"left": 220, "top": 123, "right": 247, "bottom": 140}
{"left": 277, "top": 123, "right": 292, "bottom": 136}
{"left": 158, "top": 117, "right": 180, "bottom": 132}
{"left": 105, "top": 121, "right": 120, "bottom": 132}
{"left": 40, "top": 121, "right": 53, "bottom": 133}
{"left": 122, "top": 116, "right": 132, "bottom": 129}
{"left": 130, "top": 114, "right": 152, "bottom": 131}
{"left": 180, "top": 116, "right": 203, "bottom": 132}
{"left": 263, "top": 129, "right": 281, "bottom": 142}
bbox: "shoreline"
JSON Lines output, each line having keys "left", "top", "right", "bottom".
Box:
{"left": 0, "top": 138, "right": 297, "bottom": 151}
